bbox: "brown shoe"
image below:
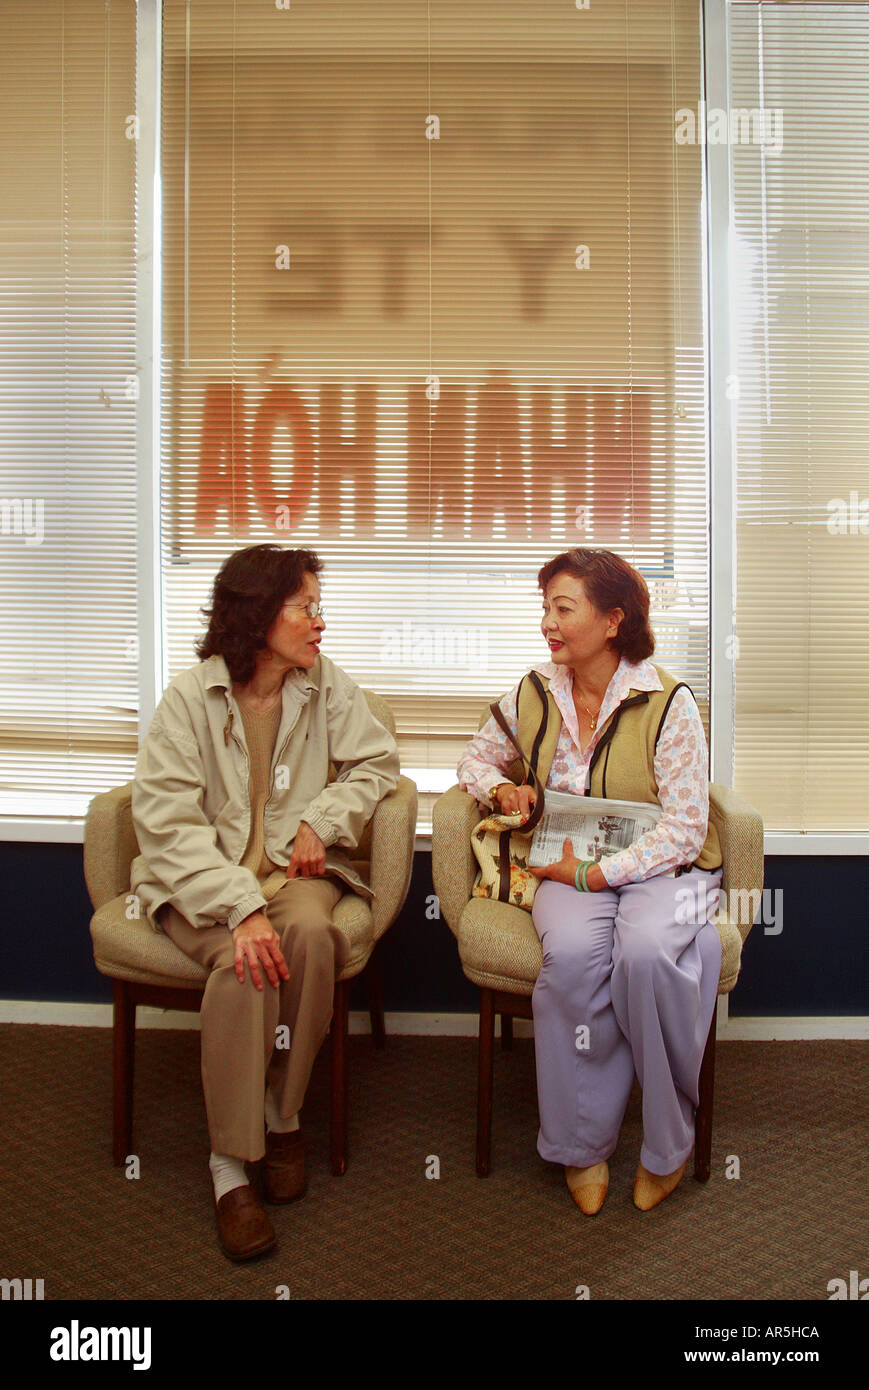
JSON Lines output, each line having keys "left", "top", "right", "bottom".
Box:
{"left": 215, "top": 1184, "right": 277, "bottom": 1262}
{"left": 261, "top": 1128, "right": 307, "bottom": 1205}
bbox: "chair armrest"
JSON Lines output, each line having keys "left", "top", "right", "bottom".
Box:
{"left": 709, "top": 782, "right": 765, "bottom": 944}
{"left": 83, "top": 782, "right": 138, "bottom": 911}
{"left": 432, "top": 784, "right": 481, "bottom": 937}
{"left": 369, "top": 775, "right": 418, "bottom": 942}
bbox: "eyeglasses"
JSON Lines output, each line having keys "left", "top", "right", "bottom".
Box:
{"left": 284, "top": 599, "right": 326, "bottom": 620}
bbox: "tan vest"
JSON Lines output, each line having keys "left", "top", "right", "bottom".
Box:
{"left": 510, "top": 665, "right": 721, "bottom": 872}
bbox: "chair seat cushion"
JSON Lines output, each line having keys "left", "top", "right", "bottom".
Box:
{"left": 456, "top": 898, "right": 744, "bottom": 996}
{"left": 90, "top": 889, "right": 376, "bottom": 990}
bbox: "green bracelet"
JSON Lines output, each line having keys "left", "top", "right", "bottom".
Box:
{"left": 574, "top": 860, "right": 594, "bottom": 892}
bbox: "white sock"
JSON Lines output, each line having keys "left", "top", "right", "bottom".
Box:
{"left": 265, "top": 1089, "right": 299, "bottom": 1134}
{"left": 209, "top": 1151, "right": 249, "bottom": 1203}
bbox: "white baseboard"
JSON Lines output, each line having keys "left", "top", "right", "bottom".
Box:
{"left": 0, "top": 999, "right": 867, "bottom": 1040}
{"left": 717, "top": 1015, "right": 869, "bottom": 1041}
{"left": 0, "top": 1000, "right": 204, "bottom": 1030}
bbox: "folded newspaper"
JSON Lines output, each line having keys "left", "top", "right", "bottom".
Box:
{"left": 528, "top": 790, "right": 661, "bottom": 867}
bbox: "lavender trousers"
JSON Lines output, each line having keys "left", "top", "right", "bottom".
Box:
{"left": 531, "top": 867, "right": 723, "bottom": 1176}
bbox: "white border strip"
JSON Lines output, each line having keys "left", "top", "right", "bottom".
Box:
{"left": 1, "top": 1000, "right": 866, "bottom": 1040}
{"left": 717, "top": 1015, "right": 869, "bottom": 1042}
{"left": 136, "top": 0, "right": 164, "bottom": 735}
{"left": 0, "top": 820, "right": 85, "bottom": 844}
{"left": 0, "top": 821, "right": 433, "bottom": 851}
{"left": 706, "top": 0, "right": 737, "bottom": 788}
{"left": 7, "top": 822, "right": 869, "bottom": 858}
{"left": 764, "top": 833, "right": 869, "bottom": 855}
{"left": 4, "top": 821, "right": 869, "bottom": 855}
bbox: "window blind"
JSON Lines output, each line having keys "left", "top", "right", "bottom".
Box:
{"left": 0, "top": 0, "right": 138, "bottom": 818}
{"left": 160, "top": 0, "right": 711, "bottom": 824}
{"left": 729, "top": 1, "right": 869, "bottom": 829}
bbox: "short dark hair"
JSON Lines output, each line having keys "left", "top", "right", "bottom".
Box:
{"left": 195, "top": 545, "right": 323, "bottom": 684}
{"left": 537, "top": 548, "right": 655, "bottom": 663}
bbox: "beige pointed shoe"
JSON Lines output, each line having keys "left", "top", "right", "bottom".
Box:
{"left": 633, "top": 1160, "right": 686, "bottom": 1211}
{"left": 565, "top": 1161, "right": 609, "bottom": 1215}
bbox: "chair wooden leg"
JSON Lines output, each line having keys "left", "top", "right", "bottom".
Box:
{"left": 500, "top": 1013, "right": 514, "bottom": 1051}
{"left": 364, "top": 946, "right": 386, "bottom": 1050}
{"left": 476, "top": 988, "right": 496, "bottom": 1177}
{"left": 694, "top": 1007, "right": 717, "bottom": 1182}
{"left": 112, "top": 979, "right": 135, "bottom": 1167}
{"left": 330, "top": 979, "right": 350, "bottom": 1176}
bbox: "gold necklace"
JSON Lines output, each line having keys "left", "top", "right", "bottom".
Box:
{"left": 583, "top": 703, "right": 601, "bottom": 732}
{"left": 577, "top": 694, "right": 602, "bottom": 731}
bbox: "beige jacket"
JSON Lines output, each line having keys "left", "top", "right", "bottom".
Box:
{"left": 130, "top": 653, "right": 400, "bottom": 932}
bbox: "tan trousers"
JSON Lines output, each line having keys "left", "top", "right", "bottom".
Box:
{"left": 159, "top": 877, "right": 348, "bottom": 1162}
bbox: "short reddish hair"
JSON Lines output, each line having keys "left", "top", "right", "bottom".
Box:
{"left": 537, "top": 548, "right": 655, "bottom": 663}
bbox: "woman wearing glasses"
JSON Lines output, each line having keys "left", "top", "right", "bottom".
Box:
{"left": 130, "top": 545, "right": 399, "bottom": 1261}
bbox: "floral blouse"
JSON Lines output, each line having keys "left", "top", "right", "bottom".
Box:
{"left": 457, "top": 657, "right": 711, "bottom": 887}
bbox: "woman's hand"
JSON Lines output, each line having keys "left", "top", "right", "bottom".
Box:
{"left": 232, "top": 911, "right": 290, "bottom": 990}
{"left": 529, "top": 837, "right": 608, "bottom": 891}
{"left": 286, "top": 820, "right": 327, "bottom": 878}
{"left": 494, "top": 782, "right": 537, "bottom": 821}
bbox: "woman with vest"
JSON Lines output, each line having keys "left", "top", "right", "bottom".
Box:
{"left": 456, "top": 548, "right": 723, "bottom": 1215}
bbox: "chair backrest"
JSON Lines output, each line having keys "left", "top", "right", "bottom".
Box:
{"left": 83, "top": 688, "right": 394, "bottom": 910}
{"left": 341, "top": 690, "right": 392, "bottom": 866}
{"left": 477, "top": 697, "right": 524, "bottom": 785}
{"left": 83, "top": 783, "right": 137, "bottom": 912}
{"left": 363, "top": 688, "right": 395, "bottom": 736}
{"left": 707, "top": 783, "right": 764, "bottom": 910}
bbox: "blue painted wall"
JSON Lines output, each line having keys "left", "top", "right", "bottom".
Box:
{"left": 1, "top": 844, "right": 866, "bottom": 1015}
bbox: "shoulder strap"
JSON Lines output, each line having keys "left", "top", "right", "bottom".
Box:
{"left": 525, "top": 671, "right": 551, "bottom": 773}
{"left": 487, "top": 674, "right": 548, "bottom": 832}
{"left": 654, "top": 681, "right": 692, "bottom": 748}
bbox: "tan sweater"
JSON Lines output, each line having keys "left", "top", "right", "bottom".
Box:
{"left": 236, "top": 696, "right": 283, "bottom": 885}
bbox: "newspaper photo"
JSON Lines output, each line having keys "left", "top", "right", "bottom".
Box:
{"left": 528, "top": 790, "right": 661, "bottom": 867}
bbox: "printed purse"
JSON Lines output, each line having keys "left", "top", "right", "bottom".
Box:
{"left": 470, "top": 672, "right": 548, "bottom": 912}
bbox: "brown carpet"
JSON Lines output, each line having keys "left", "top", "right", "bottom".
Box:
{"left": 0, "top": 1025, "right": 865, "bottom": 1301}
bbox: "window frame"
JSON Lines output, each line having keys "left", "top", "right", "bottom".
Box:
{"left": 706, "top": 0, "right": 869, "bottom": 853}
{"left": 3, "top": 0, "right": 867, "bottom": 853}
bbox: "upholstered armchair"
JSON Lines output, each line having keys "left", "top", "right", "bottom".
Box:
{"left": 432, "top": 763, "right": 763, "bottom": 1178}
{"left": 84, "top": 689, "right": 417, "bottom": 1176}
